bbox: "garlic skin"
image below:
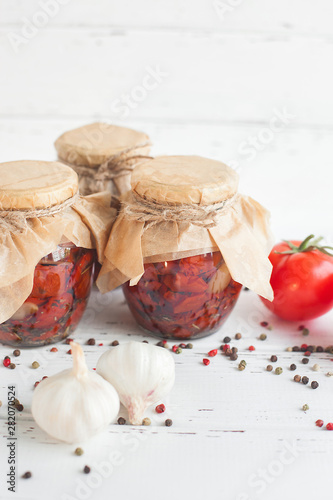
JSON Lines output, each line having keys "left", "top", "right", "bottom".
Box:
{"left": 97, "top": 341, "right": 175, "bottom": 425}
{"left": 31, "top": 342, "right": 120, "bottom": 443}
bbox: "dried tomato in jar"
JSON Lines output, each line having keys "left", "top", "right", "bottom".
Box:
{"left": 0, "top": 160, "right": 115, "bottom": 347}
{"left": 98, "top": 155, "right": 274, "bottom": 340}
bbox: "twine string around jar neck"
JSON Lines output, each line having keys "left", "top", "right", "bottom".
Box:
{"left": 0, "top": 192, "right": 79, "bottom": 233}
{"left": 61, "top": 142, "right": 153, "bottom": 182}
{"left": 122, "top": 192, "right": 238, "bottom": 230}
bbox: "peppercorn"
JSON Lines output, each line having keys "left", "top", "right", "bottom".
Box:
{"left": 238, "top": 364, "right": 245, "bottom": 371}
{"left": 270, "top": 355, "right": 277, "bottom": 362}
{"left": 208, "top": 349, "right": 218, "bottom": 357}
{"left": 275, "top": 367, "right": 283, "bottom": 375}
{"left": 9, "top": 363, "right": 16, "bottom": 369}
{"left": 326, "top": 372, "right": 333, "bottom": 377}
{"left": 87, "top": 338, "right": 96, "bottom": 346}
{"left": 31, "top": 361, "right": 39, "bottom": 369}
{"left": 307, "top": 345, "right": 315, "bottom": 352}
{"left": 165, "top": 419, "right": 173, "bottom": 427}
{"left": 156, "top": 404, "right": 166, "bottom": 414}
{"left": 326, "top": 423, "right": 333, "bottom": 431}
{"left": 239, "top": 359, "right": 247, "bottom": 366}
{"left": 316, "top": 419, "right": 324, "bottom": 427}
{"left": 286, "top": 347, "right": 292, "bottom": 352}
{"left": 13, "top": 349, "right": 20, "bottom": 357}
{"left": 156, "top": 341, "right": 164, "bottom": 347}
{"left": 83, "top": 466, "right": 91, "bottom": 474}
{"left": 203, "top": 358, "right": 210, "bottom": 366}
{"left": 50, "top": 347, "right": 58, "bottom": 353}
{"left": 117, "top": 417, "right": 126, "bottom": 425}
{"left": 224, "top": 348, "right": 232, "bottom": 357}
{"left": 179, "top": 343, "right": 186, "bottom": 349}
{"left": 175, "top": 347, "right": 182, "bottom": 354}
{"left": 3, "top": 357, "right": 11, "bottom": 368}
{"left": 248, "top": 346, "right": 255, "bottom": 352}
{"left": 34, "top": 381, "right": 39, "bottom": 388}
{"left": 302, "top": 404, "right": 309, "bottom": 411}
{"left": 311, "top": 381, "right": 319, "bottom": 389}
{"left": 186, "top": 343, "right": 193, "bottom": 349}
{"left": 302, "top": 358, "right": 309, "bottom": 365}
{"left": 222, "top": 344, "right": 230, "bottom": 352}
{"left": 317, "top": 346, "right": 324, "bottom": 353}
{"left": 301, "top": 344, "right": 308, "bottom": 352}
{"left": 304, "top": 351, "right": 311, "bottom": 357}
{"left": 294, "top": 375, "right": 301, "bottom": 382}
{"left": 290, "top": 364, "right": 297, "bottom": 371}
{"left": 111, "top": 340, "right": 119, "bottom": 346}
{"left": 235, "top": 333, "right": 242, "bottom": 340}
{"left": 230, "top": 353, "right": 238, "bottom": 361}
{"left": 231, "top": 347, "right": 238, "bottom": 353}
{"left": 22, "top": 472, "right": 32, "bottom": 479}
{"left": 75, "top": 447, "right": 84, "bottom": 456}
{"left": 142, "top": 417, "right": 151, "bottom": 426}
{"left": 142, "top": 340, "right": 149, "bottom": 344}
{"left": 292, "top": 346, "right": 300, "bottom": 352}
{"left": 172, "top": 345, "right": 178, "bottom": 353}
{"left": 67, "top": 349, "right": 72, "bottom": 355}
{"left": 16, "top": 404, "right": 24, "bottom": 412}
{"left": 260, "top": 321, "right": 268, "bottom": 327}
{"left": 302, "top": 376, "right": 309, "bottom": 385}
{"left": 64, "top": 338, "right": 73, "bottom": 344}
{"left": 223, "top": 336, "right": 231, "bottom": 343}
{"left": 312, "top": 364, "right": 320, "bottom": 372}
{"left": 266, "top": 365, "right": 273, "bottom": 372}
{"left": 259, "top": 334, "right": 267, "bottom": 341}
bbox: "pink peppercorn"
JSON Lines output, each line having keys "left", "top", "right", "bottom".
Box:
{"left": 98, "top": 343, "right": 103, "bottom": 346}
{"left": 222, "top": 344, "right": 230, "bottom": 352}
{"left": 179, "top": 343, "right": 186, "bottom": 349}
{"left": 316, "top": 419, "right": 324, "bottom": 428}
{"left": 327, "top": 423, "right": 333, "bottom": 431}
{"left": 203, "top": 358, "right": 210, "bottom": 366}
{"left": 3, "top": 357, "right": 11, "bottom": 367}
{"left": 304, "top": 351, "right": 311, "bottom": 357}
{"left": 249, "top": 346, "right": 255, "bottom": 352}
{"left": 208, "top": 349, "right": 218, "bottom": 357}
{"left": 172, "top": 345, "right": 178, "bottom": 353}
{"left": 155, "top": 404, "right": 166, "bottom": 414}
{"left": 50, "top": 347, "right": 58, "bottom": 353}
{"left": 260, "top": 321, "right": 268, "bottom": 327}
{"left": 301, "top": 344, "right": 308, "bottom": 350}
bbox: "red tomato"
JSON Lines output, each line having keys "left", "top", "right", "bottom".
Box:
{"left": 261, "top": 237, "right": 333, "bottom": 321}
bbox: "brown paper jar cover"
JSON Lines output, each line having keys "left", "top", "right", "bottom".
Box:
{"left": 55, "top": 122, "right": 152, "bottom": 196}
{"left": 0, "top": 160, "right": 117, "bottom": 324}
{"left": 97, "top": 155, "right": 274, "bottom": 300}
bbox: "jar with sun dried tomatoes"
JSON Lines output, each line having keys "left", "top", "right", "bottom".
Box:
{"left": 0, "top": 160, "right": 115, "bottom": 347}
{"left": 98, "top": 155, "right": 274, "bottom": 340}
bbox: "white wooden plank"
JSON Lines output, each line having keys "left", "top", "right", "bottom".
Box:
{"left": 1, "top": 0, "right": 333, "bottom": 37}
{"left": 1, "top": 31, "right": 333, "bottom": 126}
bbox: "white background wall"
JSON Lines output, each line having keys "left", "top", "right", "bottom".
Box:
{"left": 0, "top": 0, "right": 332, "bottom": 242}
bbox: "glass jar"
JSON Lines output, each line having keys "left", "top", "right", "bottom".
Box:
{"left": 0, "top": 243, "right": 95, "bottom": 347}
{"left": 123, "top": 251, "right": 242, "bottom": 340}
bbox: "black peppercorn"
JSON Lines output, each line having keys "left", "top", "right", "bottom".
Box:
{"left": 290, "top": 364, "right": 297, "bottom": 371}
{"left": 13, "top": 349, "right": 20, "bottom": 357}
{"left": 270, "top": 355, "right": 278, "bottom": 362}
{"left": 83, "top": 466, "right": 91, "bottom": 474}
{"left": 223, "top": 336, "right": 231, "bottom": 343}
{"left": 165, "top": 419, "right": 173, "bottom": 427}
{"left": 111, "top": 340, "right": 119, "bottom": 346}
{"left": 302, "top": 376, "right": 309, "bottom": 385}
{"left": 302, "top": 358, "right": 309, "bottom": 365}
{"left": 87, "top": 338, "right": 95, "bottom": 346}
{"left": 311, "top": 381, "right": 319, "bottom": 389}
{"left": 117, "top": 417, "right": 126, "bottom": 425}
{"left": 22, "top": 472, "right": 32, "bottom": 479}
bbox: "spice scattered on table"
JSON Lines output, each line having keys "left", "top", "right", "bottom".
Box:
{"left": 22, "top": 472, "right": 32, "bottom": 479}
{"left": 259, "top": 334, "right": 267, "bottom": 341}
{"left": 9, "top": 363, "right": 16, "bottom": 369}
{"left": 165, "top": 419, "right": 173, "bottom": 427}
{"left": 294, "top": 375, "right": 301, "bottom": 382}
{"left": 302, "top": 376, "right": 309, "bottom": 385}
{"left": 31, "top": 361, "right": 40, "bottom": 369}
{"left": 260, "top": 321, "right": 268, "bottom": 327}
{"left": 186, "top": 343, "right": 193, "bottom": 349}
{"left": 235, "top": 333, "right": 242, "bottom": 340}
{"left": 3, "top": 357, "right": 11, "bottom": 368}
{"left": 311, "top": 381, "right": 319, "bottom": 389}
{"left": 266, "top": 365, "right": 273, "bottom": 372}
{"left": 87, "top": 338, "right": 95, "bottom": 346}
{"left": 302, "top": 328, "right": 310, "bottom": 336}
{"left": 175, "top": 347, "right": 182, "bottom": 354}
{"left": 290, "top": 364, "right": 297, "bottom": 371}
{"left": 117, "top": 417, "right": 126, "bottom": 425}
{"left": 316, "top": 419, "right": 324, "bottom": 427}
{"left": 223, "top": 336, "right": 231, "bottom": 343}
{"left": 312, "top": 364, "right": 320, "bottom": 372}
{"left": 326, "top": 372, "right": 333, "bottom": 377}
{"left": 111, "top": 340, "right": 119, "bottom": 346}
{"left": 142, "top": 418, "right": 151, "bottom": 426}
{"left": 286, "top": 347, "right": 292, "bottom": 352}
{"left": 83, "top": 466, "right": 91, "bottom": 474}
{"left": 208, "top": 349, "right": 218, "bottom": 357}
{"left": 65, "top": 338, "right": 73, "bottom": 345}
{"left": 155, "top": 404, "right": 166, "bottom": 414}
{"left": 203, "top": 358, "right": 210, "bottom": 366}
{"left": 13, "top": 349, "right": 20, "bottom": 357}
{"left": 270, "top": 355, "right": 277, "bottom": 362}
{"left": 75, "top": 447, "right": 84, "bottom": 456}
{"left": 326, "top": 423, "right": 333, "bottom": 431}
{"left": 248, "top": 346, "right": 255, "bottom": 352}
{"left": 302, "top": 404, "right": 309, "bottom": 411}
{"left": 275, "top": 367, "right": 283, "bottom": 375}
{"left": 302, "top": 358, "right": 309, "bottom": 365}
{"left": 67, "top": 349, "right": 72, "bottom": 355}
{"left": 238, "top": 360, "right": 246, "bottom": 371}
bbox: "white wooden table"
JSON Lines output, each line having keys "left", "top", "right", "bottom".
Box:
{"left": 1, "top": 0, "right": 333, "bottom": 497}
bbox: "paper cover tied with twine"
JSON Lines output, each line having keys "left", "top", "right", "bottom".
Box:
{"left": 0, "top": 160, "right": 117, "bottom": 324}
{"left": 97, "top": 155, "right": 274, "bottom": 300}
{"left": 55, "top": 122, "right": 152, "bottom": 197}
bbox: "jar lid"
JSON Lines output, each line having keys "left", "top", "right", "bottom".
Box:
{"left": 131, "top": 155, "right": 239, "bottom": 205}
{"left": 55, "top": 122, "right": 150, "bottom": 167}
{"left": 0, "top": 160, "right": 78, "bottom": 210}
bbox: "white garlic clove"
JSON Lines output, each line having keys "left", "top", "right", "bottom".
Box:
{"left": 97, "top": 341, "right": 175, "bottom": 425}
{"left": 32, "top": 342, "right": 120, "bottom": 443}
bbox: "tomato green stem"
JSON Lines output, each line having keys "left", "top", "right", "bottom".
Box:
{"left": 276, "top": 234, "right": 333, "bottom": 256}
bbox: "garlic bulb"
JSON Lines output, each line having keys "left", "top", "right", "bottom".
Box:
{"left": 32, "top": 342, "right": 120, "bottom": 443}
{"left": 97, "top": 341, "right": 175, "bottom": 425}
